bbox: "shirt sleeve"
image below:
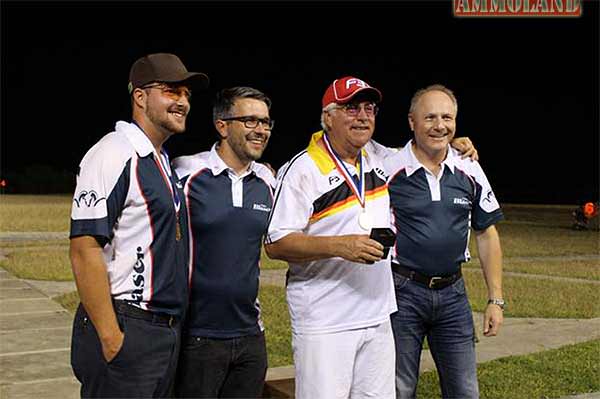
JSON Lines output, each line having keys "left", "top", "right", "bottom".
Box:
{"left": 468, "top": 160, "right": 504, "bottom": 231}
{"left": 266, "top": 161, "right": 313, "bottom": 244}
{"left": 70, "top": 138, "right": 131, "bottom": 244}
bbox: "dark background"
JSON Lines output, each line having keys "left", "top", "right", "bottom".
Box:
{"left": 2, "top": 0, "right": 598, "bottom": 204}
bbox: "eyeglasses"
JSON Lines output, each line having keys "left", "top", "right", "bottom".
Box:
{"left": 335, "top": 102, "right": 379, "bottom": 117}
{"left": 141, "top": 83, "right": 192, "bottom": 100}
{"left": 220, "top": 116, "right": 275, "bottom": 130}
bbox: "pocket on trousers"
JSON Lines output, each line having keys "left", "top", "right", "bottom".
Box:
{"left": 106, "top": 315, "right": 128, "bottom": 366}
{"left": 182, "top": 335, "right": 210, "bottom": 351}
{"left": 393, "top": 273, "right": 410, "bottom": 290}
{"left": 451, "top": 277, "right": 466, "bottom": 296}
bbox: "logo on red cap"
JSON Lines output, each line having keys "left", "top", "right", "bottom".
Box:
{"left": 322, "top": 76, "right": 382, "bottom": 108}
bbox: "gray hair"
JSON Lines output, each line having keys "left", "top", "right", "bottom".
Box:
{"left": 320, "top": 103, "right": 338, "bottom": 133}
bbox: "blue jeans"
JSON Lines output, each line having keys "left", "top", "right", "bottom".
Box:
{"left": 390, "top": 273, "right": 479, "bottom": 399}
{"left": 175, "top": 332, "right": 268, "bottom": 398}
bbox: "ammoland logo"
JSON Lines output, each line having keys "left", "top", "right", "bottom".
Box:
{"left": 453, "top": 0, "right": 582, "bottom": 17}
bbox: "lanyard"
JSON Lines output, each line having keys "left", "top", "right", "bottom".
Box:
{"left": 322, "top": 133, "right": 365, "bottom": 209}
{"left": 155, "top": 150, "right": 181, "bottom": 214}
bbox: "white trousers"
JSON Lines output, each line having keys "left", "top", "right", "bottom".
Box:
{"left": 292, "top": 320, "right": 395, "bottom": 399}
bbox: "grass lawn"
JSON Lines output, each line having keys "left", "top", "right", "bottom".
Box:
{"left": 417, "top": 339, "right": 600, "bottom": 399}
{"left": 0, "top": 194, "right": 71, "bottom": 232}
{"left": 463, "top": 269, "right": 600, "bottom": 318}
{"left": 0, "top": 246, "right": 72, "bottom": 281}
{"left": 464, "top": 258, "right": 600, "bottom": 281}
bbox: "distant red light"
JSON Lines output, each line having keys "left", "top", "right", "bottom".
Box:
{"left": 0, "top": 179, "right": 6, "bottom": 188}
{"left": 583, "top": 202, "right": 597, "bottom": 219}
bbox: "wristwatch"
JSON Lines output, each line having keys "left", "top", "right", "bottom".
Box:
{"left": 487, "top": 298, "right": 506, "bottom": 310}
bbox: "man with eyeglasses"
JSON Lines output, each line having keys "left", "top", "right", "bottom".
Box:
{"left": 264, "top": 76, "right": 397, "bottom": 398}
{"left": 69, "top": 53, "right": 208, "bottom": 397}
{"left": 172, "top": 87, "right": 275, "bottom": 398}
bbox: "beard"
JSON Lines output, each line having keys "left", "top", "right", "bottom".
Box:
{"left": 145, "top": 105, "right": 187, "bottom": 135}
{"left": 228, "top": 131, "right": 269, "bottom": 163}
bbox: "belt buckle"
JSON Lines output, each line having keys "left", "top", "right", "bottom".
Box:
{"left": 428, "top": 276, "right": 442, "bottom": 288}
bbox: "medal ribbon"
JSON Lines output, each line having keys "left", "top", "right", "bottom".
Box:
{"left": 132, "top": 120, "right": 181, "bottom": 213}
{"left": 155, "top": 149, "right": 182, "bottom": 214}
{"left": 322, "top": 133, "right": 365, "bottom": 209}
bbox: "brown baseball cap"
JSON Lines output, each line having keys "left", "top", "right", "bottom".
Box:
{"left": 128, "top": 53, "right": 209, "bottom": 94}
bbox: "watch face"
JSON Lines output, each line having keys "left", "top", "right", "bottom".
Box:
{"left": 489, "top": 299, "right": 505, "bottom": 309}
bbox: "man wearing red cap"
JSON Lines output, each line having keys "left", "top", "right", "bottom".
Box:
{"left": 69, "top": 53, "right": 208, "bottom": 398}
{"left": 265, "top": 76, "right": 400, "bottom": 398}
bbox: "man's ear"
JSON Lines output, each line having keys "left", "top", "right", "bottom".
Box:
{"left": 408, "top": 113, "right": 415, "bottom": 132}
{"left": 214, "top": 120, "right": 228, "bottom": 140}
{"left": 132, "top": 88, "right": 147, "bottom": 110}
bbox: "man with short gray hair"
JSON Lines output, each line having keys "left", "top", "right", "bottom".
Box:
{"left": 385, "top": 84, "right": 504, "bottom": 398}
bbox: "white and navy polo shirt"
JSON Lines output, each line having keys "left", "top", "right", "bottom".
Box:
{"left": 266, "top": 131, "right": 397, "bottom": 335}
{"left": 70, "top": 121, "right": 189, "bottom": 317}
{"left": 174, "top": 144, "right": 276, "bottom": 338}
{"left": 384, "top": 140, "right": 504, "bottom": 277}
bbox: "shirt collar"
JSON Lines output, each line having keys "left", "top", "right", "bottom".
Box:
{"left": 307, "top": 130, "right": 369, "bottom": 175}
{"left": 117, "top": 121, "right": 155, "bottom": 157}
{"left": 403, "top": 139, "right": 456, "bottom": 177}
{"left": 207, "top": 142, "right": 257, "bottom": 177}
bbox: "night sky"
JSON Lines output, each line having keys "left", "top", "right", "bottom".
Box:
{"left": 1, "top": 1, "right": 598, "bottom": 205}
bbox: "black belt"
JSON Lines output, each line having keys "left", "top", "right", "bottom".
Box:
{"left": 392, "top": 263, "right": 462, "bottom": 290}
{"left": 113, "top": 300, "right": 177, "bottom": 327}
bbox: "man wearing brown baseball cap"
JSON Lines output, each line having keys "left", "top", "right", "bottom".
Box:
{"left": 69, "top": 53, "right": 208, "bottom": 398}
{"left": 128, "top": 52, "right": 209, "bottom": 94}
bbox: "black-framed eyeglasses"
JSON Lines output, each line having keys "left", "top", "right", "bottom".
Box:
{"left": 335, "top": 102, "right": 379, "bottom": 117}
{"left": 220, "top": 116, "right": 275, "bottom": 130}
{"left": 141, "top": 83, "right": 192, "bottom": 100}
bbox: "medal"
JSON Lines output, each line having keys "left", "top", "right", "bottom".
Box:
{"left": 175, "top": 218, "right": 182, "bottom": 241}
{"left": 358, "top": 211, "right": 372, "bottom": 231}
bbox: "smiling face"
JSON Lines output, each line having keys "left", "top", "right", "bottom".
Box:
{"left": 323, "top": 100, "right": 377, "bottom": 162}
{"left": 408, "top": 90, "right": 456, "bottom": 157}
{"left": 217, "top": 97, "right": 271, "bottom": 167}
{"left": 143, "top": 83, "right": 192, "bottom": 135}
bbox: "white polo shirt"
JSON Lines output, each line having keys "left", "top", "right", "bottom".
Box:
{"left": 70, "top": 121, "right": 189, "bottom": 316}
{"left": 266, "top": 131, "right": 397, "bottom": 335}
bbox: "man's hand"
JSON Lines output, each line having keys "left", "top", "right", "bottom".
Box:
{"left": 483, "top": 303, "right": 503, "bottom": 337}
{"left": 336, "top": 235, "right": 384, "bottom": 264}
{"left": 450, "top": 137, "right": 479, "bottom": 161}
{"left": 101, "top": 328, "right": 125, "bottom": 363}
{"left": 264, "top": 162, "right": 276, "bottom": 177}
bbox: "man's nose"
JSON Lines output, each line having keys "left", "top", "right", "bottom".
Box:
{"left": 432, "top": 118, "right": 445, "bottom": 130}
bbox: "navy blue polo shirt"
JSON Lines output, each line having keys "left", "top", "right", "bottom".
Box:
{"left": 384, "top": 141, "right": 503, "bottom": 277}
{"left": 174, "top": 144, "right": 276, "bottom": 338}
{"left": 70, "top": 121, "right": 189, "bottom": 316}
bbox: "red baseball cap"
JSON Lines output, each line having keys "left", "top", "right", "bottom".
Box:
{"left": 322, "top": 76, "right": 382, "bottom": 108}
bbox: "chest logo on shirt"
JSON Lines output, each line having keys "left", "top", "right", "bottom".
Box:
{"left": 253, "top": 203, "right": 271, "bottom": 212}
{"left": 328, "top": 175, "right": 341, "bottom": 185}
{"left": 453, "top": 197, "right": 471, "bottom": 206}
{"left": 73, "top": 190, "right": 106, "bottom": 208}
